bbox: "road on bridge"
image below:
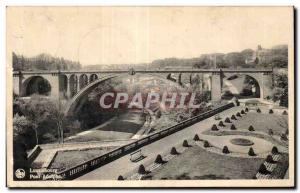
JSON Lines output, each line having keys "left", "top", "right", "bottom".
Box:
{"left": 77, "top": 105, "right": 244, "bottom": 180}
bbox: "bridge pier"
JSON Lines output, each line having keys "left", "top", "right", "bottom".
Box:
{"left": 66, "top": 76, "right": 72, "bottom": 99}
{"left": 211, "top": 71, "right": 222, "bottom": 101}
{"left": 261, "top": 72, "right": 273, "bottom": 99}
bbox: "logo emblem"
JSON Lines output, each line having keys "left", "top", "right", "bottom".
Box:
{"left": 15, "top": 168, "right": 25, "bottom": 179}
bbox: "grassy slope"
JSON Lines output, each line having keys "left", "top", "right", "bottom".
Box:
{"left": 151, "top": 145, "right": 264, "bottom": 180}
{"left": 49, "top": 147, "right": 116, "bottom": 171}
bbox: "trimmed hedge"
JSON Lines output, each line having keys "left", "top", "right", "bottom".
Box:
{"left": 230, "top": 124, "right": 237, "bottom": 130}
{"left": 138, "top": 164, "right": 146, "bottom": 174}
{"left": 241, "top": 110, "right": 245, "bottom": 114}
{"left": 203, "top": 140, "right": 210, "bottom": 148}
{"left": 245, "top": 108, "right": 249, "bottom": 112}
{"left": 222, "top": 146, "right": 230, "bottom": 154}
{"left": 117, "top": 175, "right": 124, "bottom": 180}
{"left": 258, "top": 164, "right": 270, "bottom": 175}
{"left": 269, "top": 109, "right": 274, "bottom": 114}
{"left": 266, "top": 155, "right": 276, "bottom": 164}
{"left": 225, "top": 117, "right": 231, "bottom": 123}
{"left": 211, "top": 124, "right": 219, "bottom": 131}
{"left": 248, "top": 147, "right": 256, "bottom": 156}
{"left": 182, "top": 140, "right": 189, "bottom": 147}
{"left": 154, "top": 154, "right": 164, "bottom": 164}
{"left": 218, "top": 121, "right": 225, "bottom": 127}
{"left": 282, "top": 110, "right": 288, "bottom": 115}
{"left": 257, "top": 108, "right": 261, "bottom": 113}
{"left": 248, "top": 125, "right": 255, "bottom": 131}
{"left": 236, "top": 112, "right": 241, "bottom": 117}
{"left": 193, "top": 134, "right": 200, "bottom": 141}
{"left": 271, "top": 146, "right": 279, "bottom": 154}
{"left": 231, "top": 115, "right": 237, "bottom": 120}
{"left": 170, "top": 147, "right": 178, "bottom": 155}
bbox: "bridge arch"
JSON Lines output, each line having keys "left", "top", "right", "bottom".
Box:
{"left": 21, "top": 76, "right": 51, "bottom": 97}
{"left": 79, "top": 74, "right": 88, "bottom": 89}
{"left": 222, "top": 73, "right": 261, "bottom": 99}
{"left": 65, "top": 75, "right": 118, "bottom": 116}
{"left": 89, "top": 74, "right": 98, "bottom": 83}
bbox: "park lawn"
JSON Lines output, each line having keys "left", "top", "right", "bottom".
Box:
{"left": 150, "top": 145, "right": 264, "bottom": 180}
{"left": 49, "top": 147, "right": 116, "bottom": 171}
{"left": 221, "top": 112, "right": 288, "bottom": 136}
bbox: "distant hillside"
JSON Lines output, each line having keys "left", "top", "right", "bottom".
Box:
{"left": 12, "top": 53, "right": 81, "bottom": 71}
{"left": 15, "top": 44, "right": 287, "bottom": 71}
{"left": 151, "top": 44, "right": 288, "bottom": 69}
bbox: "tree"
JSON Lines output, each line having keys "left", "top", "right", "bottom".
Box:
{"left": 47, "top": 99, "right": 67, "bottom": 144}
{"left": 17, "top": 96, "right": 68, "bottom": 145}
{"left": 19, "top": 95, "right": 53, "bottom": 145}
{"left": 13, "top": 114, "right": 31, "bottom": 178}
{"left": 272, "top": 72, "right": 288, "bottom": 107}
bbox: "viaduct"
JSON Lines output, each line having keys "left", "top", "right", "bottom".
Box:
{"left": 13, "top": 68, "right": 273, "bottom": 103}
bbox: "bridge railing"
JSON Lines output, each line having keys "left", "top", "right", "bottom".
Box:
{"left": 56, "top": 102, "right": 235, "bottom": 180}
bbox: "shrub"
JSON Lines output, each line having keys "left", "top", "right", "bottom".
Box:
{"left": 268, "top": 129, "right": 274, "bottom": 136}
{"left": 271, "top": 146, "right": 279, "bottom": 154}
{"left": 248, "top": 125, "right": 255, "bottom": 131}
{"left": 218, "top": 121, "right": 225, "bottom": 127}
{"left": 236, "top": 112, "right": 241, "bottom": 117}
{"left": 257, "top": 108, "right": 261, "bottom": 113}
{"left": 285, "top": 128, "right": 289, "bottom": 135}
{"left": 154, "top": 154, "right": 164, "bottom": 164}
{"left": 42, "top": 133, "right": 56, "bottom": 142}
{"left": 258, "top": 164, "right": 270, "bottom": 175}
{"left": 211, "top": 124, "right": 219, "bottom": 131}
{"left": 230, "top": 124, "right": 237, "bottom": 130}
{"left": 245, "top": 107, "right": 249, "bottom": 112}
{"left": 231, "top": 115, "right": 237, "bottom": 120}
{"left": 280, "top": 133, "right": 288, "bottom": 141}
{"left": 193, "top": 134, "right": 200, "bottom": 141}
{"left": 138, "top": 164, "right": 146, "bottom": 174}
{"left": 241, "top": 110, "right": 245, "bottom": 114}
{"left": 282, "top": 110, "right": 288, "bottom": 115}
{"left": 170, "top": 147, "right": 178, "bottom": 155}
{"left": 224, "top": 117, "right": 231, "bottom": 123}
{"left": 222, "top": 146, "right": 230, "bottom": 154}
{"left": 266, "top": 155, "right": 276, "bottom": 163}
{"left": 117, "top": 175, "right": 124, "bottom": 180}
{"left": 182, "top": 140, "right": 189, "bottom": 147}
{"left": 269, "top": 109, "right": 274, "bottom": 114}
{"left": 203, "top": 140, "right": 210, "bottom": 148}
{"left": 248, "top": 147, "right": 256, "bottom": 156}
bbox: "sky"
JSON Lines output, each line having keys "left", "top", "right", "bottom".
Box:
{"left": 7, "top": 6, "right": 293, "bottom": 66}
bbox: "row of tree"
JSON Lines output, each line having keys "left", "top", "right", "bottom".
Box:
{"left": 13, "top": 52, "right": 81, "bottom": 71}
{"left": 13, "top": 95, "right": 65, "bottom": 150}
{"left": 151, "top": 45, "right": 288, "bottom": 69}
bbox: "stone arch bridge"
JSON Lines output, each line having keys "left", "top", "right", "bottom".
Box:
{"left": 13, "top": 68, "right": 273, "bottom": 102}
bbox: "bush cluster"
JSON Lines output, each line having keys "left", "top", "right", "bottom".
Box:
{"left": 170, "top": 147, "right": 178, "bottom": 155}
{"left": 182, "top": 140, "right": 189, "bottom": 147}
{"left": 211, "top": 124, "right": 219, "bottom": 131}
{"left": 248, "top": 147, "right": 256, "bottom": 156}
{"left": 193, "top": 134, "right": 200, "bottom": 141}
{"left": 248, "top": 125, "right": 255, "bottom": 131}
{"left": 225, "top": 117, "right": 231, "bottom": 123}
{"left": 230, "top": 124, "right": 237, "bottom": 130}
{"left": 203, "top": 140, "right": 210, "bottom": 148}
{"left": 218, "top": 121, "right": 225, "bottom": 127}
{"left": 222, "top": 146, "right": 230, "bottom": 154}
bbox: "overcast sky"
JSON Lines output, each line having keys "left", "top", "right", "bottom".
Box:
{"left": 7, "top": 7, "right": 293, "bottom": 66}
